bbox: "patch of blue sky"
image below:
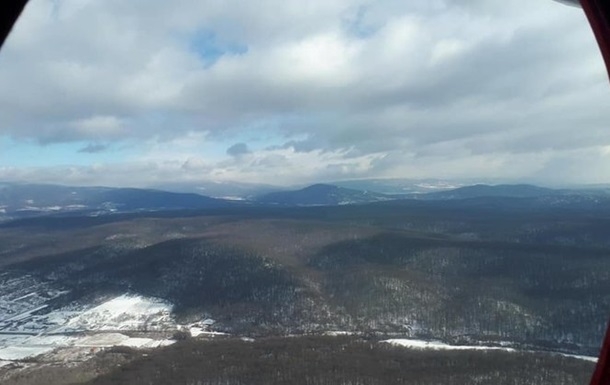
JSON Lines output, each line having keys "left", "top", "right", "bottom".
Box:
{"left": 190, "top": 29, "right": 248, "bottom": 67}
{"left": 0, "top": 136, "right": 131, "bottom": 167}
{"left": 342, "top": 6, "right": 378, "bottom": 39}
{"left": 214, "top": 115, "right": 314, "bottom": 153}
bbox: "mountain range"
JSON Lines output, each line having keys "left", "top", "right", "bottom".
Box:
{"left": 2, "top": 182, "right": 610, "bottom": 223}
{"left": 254, "top": 183, "right": 396, "bottom": 206}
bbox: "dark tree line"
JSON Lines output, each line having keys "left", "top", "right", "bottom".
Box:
{"left": 87, "top": 336, "right": 594, "bottom": 385}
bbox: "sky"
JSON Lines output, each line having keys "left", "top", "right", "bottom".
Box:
{"left": 0, "top": 0, "right": 609, "bottom": 188}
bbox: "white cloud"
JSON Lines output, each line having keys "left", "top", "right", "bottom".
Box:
{"left": 0, "top": 0, "right": 608, "bottom": 186}
{"left": 70, "top": 115, "right": 123, "bottom": 136}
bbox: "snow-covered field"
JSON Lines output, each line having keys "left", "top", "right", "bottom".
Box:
{"left": 0, "top": 346, "right": 55, "bottom": 361}
{"left": 0, "top": 271, "right": 228, "bottom": 368}
{"left": 381, "top": 339, "right": 598, "bottom": 363}
{"left": 382, "top": 339, "right": 517, "bottom": 352}
{"left": 0, "top": 279, "right": 186, "bottom": 364}
{"left": 66, "top": 295, "right": 174, "bottom": 331}
{"left": 75, "top": 333, "right": 174, "bottom": 349}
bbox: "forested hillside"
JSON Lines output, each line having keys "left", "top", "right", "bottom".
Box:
{"left": 3, "top": 199, "right": 610, "bottom": 355}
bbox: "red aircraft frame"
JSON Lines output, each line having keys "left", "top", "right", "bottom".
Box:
{"left": 580, "top": 0, "right": 610, "bottom": 81}
{"left": 576, "top": 1, "right": 610, "bottom": 382}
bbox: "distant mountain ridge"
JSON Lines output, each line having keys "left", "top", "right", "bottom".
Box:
{"left": 149, "top": 180, "right": 283, "bottom": 200}
{"left": 330, "top": 178, "right": 465, "bottom": 195}
{"left": 254, "top": 183, "right": 599, "bottom": 207}
{"left": 2, "top": 182, "right": 610, "bottom": 221}
{"left": 255, "top": 183, "right": 393, "bottom": 206}
{"left": 420, "top": 184, "right": 561, "bottom": 200}
{"left": 0, "top": 183, "right": 234, "bottom": 220}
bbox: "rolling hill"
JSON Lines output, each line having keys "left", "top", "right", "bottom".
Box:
{"left": 420, "top": 184, "right": 560, "bottom": 200}
{"left": 0, "top": 183, "right": 235, "bottom": 220}
{"left": 255, "top": 183, "right": 393, "bottom": 206}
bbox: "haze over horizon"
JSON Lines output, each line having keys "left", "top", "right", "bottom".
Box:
{"left": 1, "top": 0, "right": 610, "bottom": 188}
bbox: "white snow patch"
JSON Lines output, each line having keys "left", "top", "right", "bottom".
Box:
{"left": 215, "top": 196, "right": 245, "bottom": 201}
{"left": 382, "top": 339, "right": 516, "bottom": 352}
{"left": 24, "top": 335, "right": 78, "bottom": 347}
{"left": 67, "top": 295, "right": 173, "bottom": 331}
{"left": 382, "top": 339, "right": 598, "bottom": 363}
{"left": 75, "top": 333, "right": 130, "bottom": 347}
{"left": 0, "top": 346, "right": 54, "bottom": 360}
{"left": 188, "top": 327, "right": 227, "bottom": 338}
{"left": 120, "top": 338, "right": 154, "bottom": 348}
{"left": 324, "top": 331, "right": 355, "bottom": 336}
{"left": 12, "top": 292, "right": 37, "bottom": 302}
{"left": 45, "top": 310, "right": 82, "bottom": 326}
{"left": 4, "top": 305, "right": 49, "bottom": 322}
{"left": 0, "top": 335, "right": 29, "bottom": 347}
{"left": 0, "top": 290, "right": 182, "bottom": 365}
{"left": 120, "top": 338, "right": 175, "bottom": 349}
{"left": 66, "top": 204, "right": 86, "bottom": 209}
{"left": 558, "top": 353, "right": 598, "bottom": 363}
{"left": 74, "top": 333, "right": 174, "bottom": 349}
{"left": 200, "top": 331, "right": 228, "bottom": 336}
{"left": 189, "top": 327, "right": 206, "bottom": 337}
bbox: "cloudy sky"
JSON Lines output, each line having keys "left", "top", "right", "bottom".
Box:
{"left": 0, "top": 0, "right": 609, "bottom": 187}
